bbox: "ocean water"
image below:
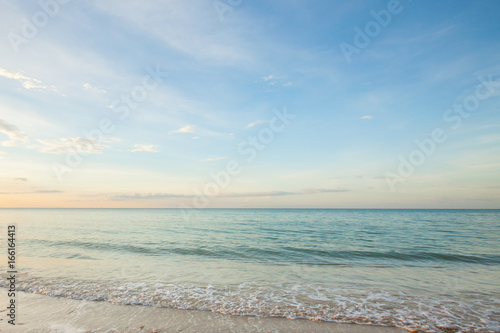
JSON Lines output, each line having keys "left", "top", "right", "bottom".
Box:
{"left": 0, "top": 208, "right": 499, "bottom": 332}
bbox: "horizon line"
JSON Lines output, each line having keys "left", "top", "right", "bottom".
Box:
{"left": 0, "top": 207, "right": 498, "bottom": 210}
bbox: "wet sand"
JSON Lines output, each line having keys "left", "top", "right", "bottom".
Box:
{"left": 0, "top": 291, "right": 406, "bottom": 333}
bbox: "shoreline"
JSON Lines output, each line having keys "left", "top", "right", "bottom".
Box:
{"left": 0, "top": 291, "right": 406, "bottom": 333}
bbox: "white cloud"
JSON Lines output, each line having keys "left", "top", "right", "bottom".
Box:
{"left": 0, "top": 67, "right": 63, "bottom": 95}
{"left": 361, "top": 115, "right": 373, "bottom": 119}
{"left": 83, "top": 83, "right": 107, "bottom": 94}
{"left": 37, "top": 137, "right": 110, "bottom": 154}
{"left": 170, "top": 125, "right": 195, "bottom": 134}
{"left": 192, "top": 136, "right": 200, "bottom": 140}
{"left": 245, "top": 120, "right": 270, "bottom": 129}
{"left": 261, "top": 75, "right": 291, "bottom": 86}
{"left": 203, "top": 156, "right": 228, "bottom": 162}
{"left": 130, "top": 144, "right": 159, "bottom": 152}
{"left": 0, "top": 119, "right": 29, "bottom": 147}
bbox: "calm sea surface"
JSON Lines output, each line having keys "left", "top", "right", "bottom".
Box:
{"left": 0, "top": 209, "right": 499, "bottom": 331}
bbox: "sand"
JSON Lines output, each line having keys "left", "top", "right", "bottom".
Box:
{"left": 0, "top": 291, "right": 406, "bottom": 333}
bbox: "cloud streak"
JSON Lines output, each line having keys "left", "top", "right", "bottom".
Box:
{"left": 37, "top": 137, "right": 110, "bottom": 154}
{"left": 0, "top": 67, "right": 63, "bottom": 95}
{"left": 83, "top": 83, "right": 107, "bottom": 94}
{"left": 0, "top": 177, "right": 27, "bottom": 182}
{"left": 203, "top": 156, "right": 228, "bottom": 162}
{"left": 170, "top": 125, "right": 195, "bottom": 134}
{"left": 107, "top": 188, "right": 348, "bottom": 201}
{"left": 92, "top": 0, "right": 254, "bottom": 66}
{"left": 130, "top": 144, "right": 159, "bottom": 152}
{"left": 245, "top": 120, "right": 270, "bottom": 129}
{"left": 0, "top": 119, "right": 29, "bottom": 147}
{"left": 0, "top": 190, "right": 64, "bottom": 195}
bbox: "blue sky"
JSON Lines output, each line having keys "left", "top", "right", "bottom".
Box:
{"left": 0, "top": 0, "right": 499, "bottom": 208}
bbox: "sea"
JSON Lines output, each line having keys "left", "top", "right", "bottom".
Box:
{"left": 0, "top": 209, "right": 499, "bottom": 332}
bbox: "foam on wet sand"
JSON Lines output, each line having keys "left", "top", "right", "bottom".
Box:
{"left": 1, "top": 291, "right": 406, "bottom": 333}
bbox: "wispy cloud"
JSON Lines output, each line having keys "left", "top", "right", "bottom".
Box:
{"left": 170, "top": 125, "right": 195, "bottom": 134}
{"left": 260, "top": 75, "right": 292, "bottom": 87}
{"left": 34, "top": 190, "right": 64, "bottom": 193}
{"left": 245, "top": 120, "right": 270, "bottom": 129}
{"left": 130, "top": 144, "right": 159, "bottom": 152}
{"left": 0, "top": 119, "right": 29, "bottom": 147}
{"left": 361, "top": 115, "right": 373, "bottom": 119}
{"left": 107, "top": 188, "right": 347, "bottom": 201}
{"left": 0, "top": 177, "right": 27, "bottom": 183}
{"left": 107, "top": 193, "right": 190, "bottom": 200}
{"left": 37, "top": 137, "right": 110, "bottom": 154}
{"left": 203, "top": 156, "right": 228, "bottom": 162}
{"left": 263, "top": 75, "right": 276, "bottom": 82}
{"left": 477, "top": 134, "right": 500, "bottom": 145}
{"left": 92, "top": 0, "right": 254, "bottom": 66}
{"left": 0, "top": 190, "right": 63, "bottom": 195}
{"left": 83, "top": 83, "right": 107, "bottom": 94}
{"left": 0, "top": 67, "right": 63, "bottom": 95}
{"left": 261, "top": 74, "right": 281, "bottom": 85}
{"left": 466, "top": 163, "right": 500, "bottom": 170}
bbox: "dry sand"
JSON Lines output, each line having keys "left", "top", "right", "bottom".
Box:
{"left": 0, "top": 291, "right": 406, "bottom": 333}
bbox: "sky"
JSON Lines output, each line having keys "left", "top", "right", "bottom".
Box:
{"left": 0, "top": 0, "right": 499, "bottom": 208}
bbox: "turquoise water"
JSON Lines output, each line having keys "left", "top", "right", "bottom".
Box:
{"left": 1, "top": 209, "right": 499, "bottom": 331}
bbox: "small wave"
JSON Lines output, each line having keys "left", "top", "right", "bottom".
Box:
{"left": 28, "top": 239, "right": 500, "bottom": 265}
{"left": 65, "top": 253, "right": 99, "bottom": 260}
{"left": 1, "top": 278, "right": 498, "bottom": 332}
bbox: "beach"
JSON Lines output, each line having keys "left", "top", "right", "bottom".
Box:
{"left": 1, "top": 291, "right": 405, "bottom": 333}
